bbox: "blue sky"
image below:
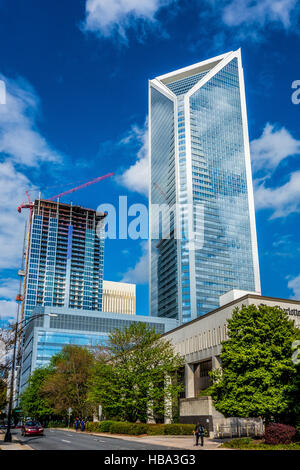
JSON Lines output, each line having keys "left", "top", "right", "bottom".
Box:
{"left": 0, "top": 0, "right": 300, "bottom": 323}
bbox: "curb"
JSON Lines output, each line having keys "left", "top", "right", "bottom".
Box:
{"left": 0, "top": 430, "right": 33, "bottom": 451}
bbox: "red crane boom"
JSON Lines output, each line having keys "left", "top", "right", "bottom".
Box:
{"left": 17, "top": 172, "right": 114, "bottom": 212}
{"left": 48, "top": 172, "right": 114, "bottom": 201}
{"left": 17, "top": 190, "right": 34, "bottom": 213}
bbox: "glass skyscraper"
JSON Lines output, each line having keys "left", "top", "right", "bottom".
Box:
{"left": 149, "top": 49, "right": 261, "bottom": 324}
{"left": 22, "top": 199, "right": 105, "bottom": 322}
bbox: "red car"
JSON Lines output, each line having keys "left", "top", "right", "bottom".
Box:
{"left": 21, "top": 421, "right": 44, "bottom": 437}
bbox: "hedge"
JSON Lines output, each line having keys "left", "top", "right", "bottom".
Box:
{"left": 110, "top": 422, "right": 148, "bottom": 435}
{"left": 146, "top": 424, "right": 165, "bottom": 436}
{"left": 222, "top": 437, "right": 252, "bottom": 449}
{"left": 86, "top": 421, "right": 196, "bottom": 436}
{"left": 222, "top": 438, "right": 300, "bottom": 450}
{"left": 48, "top": 421, "right": 66, "bottom": 428}
{"left": 163, "top": 424, "right": 195, "bottom": 435}
{"left": 87, "top": 421, "right": 117, "bottom": 433}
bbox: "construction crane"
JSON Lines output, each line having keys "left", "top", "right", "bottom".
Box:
{"left": 15, "top": 171, "right": 114, "bottom": 329}
{"left": 17, "top": 172, "right": 114, "bottom": 213}
{"left": 17, "top": 190, "right": 34, "bottom": 214}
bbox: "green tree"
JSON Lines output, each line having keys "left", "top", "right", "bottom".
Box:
{"left": 88, "top": 322, "right": 184, "bottom": 423}
{"left": 210, "top": 304, "right": 300, "bottom": 423}
{"left": 42, "top": 345, "right": 94, "bottom": 418}
{"left": 19, "top": 367, "right": 53, "bottom": 420}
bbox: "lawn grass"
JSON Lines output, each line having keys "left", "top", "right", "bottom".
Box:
{"left": 221, "top": 437, "right": 300, "bottom": 450}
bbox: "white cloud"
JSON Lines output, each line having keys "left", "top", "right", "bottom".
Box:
{"left": 121, "top": 241, "right": 149, "bottom": 284}
{"left": 0, "top": 73, "right": 64, "bottom": 311}
{"left": 254, "top": 170, "right": 300, "bottom": 218}
{"left": 0, "top": 278, "right": 19, "bottom": 301}
{"left": 118, "top": 120, "right": 149, "bottom": 196}
{"left": 222, "top": 0, "right": 298, "bottom": 29}
{"left": 0, "top": 300, "right": 18, "bottom": 322}
{"left": 0, "top": 161, "right": 36, "bottom": 269}
{"left": 82, "top": 0, "right": 175, "bottom": 40}
{"left": 198, "top": 0, "right": 300, "bottom": 49}
{"left": 288, "top": 274, "right": 300, "bottom": 300}
{"left": 251, "top": 122, "right": 300, "bottom": 219}
{"left": 0, "top": 279, "right": 20, "bottom": 324}
{"left": 251, "top": 123, "right": 300, "bottom": 172}
{"left": 0, "top": 74, "right": 61, "bottom": 166}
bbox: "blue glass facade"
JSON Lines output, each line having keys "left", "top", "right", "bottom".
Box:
{"left": 150, "top": 51, "right": 260, "bottom": 324}
{"left": 150, "top": 86, "right": 178, "bottom": 320}
{"left": 23, "top": 200, "right": 105, "bottom": 321}
{"left": 19, "top": 307, "right": 178, "bottom": 392}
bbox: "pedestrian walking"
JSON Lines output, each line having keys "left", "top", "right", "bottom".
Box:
{"left": 80, "top": 418, "right": 85, "bottom": 432}
{"left": 74, "top": 417, "right": 80, "bottom": 432}
{"left": 194, "top": 421, "right": 205, "bottom": 447}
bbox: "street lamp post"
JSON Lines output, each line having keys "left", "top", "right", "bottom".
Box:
{"left": 4, "top": 313, "right": 57, "bottom": 442}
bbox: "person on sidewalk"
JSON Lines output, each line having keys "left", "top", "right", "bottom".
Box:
{"left": 74, "top": 418, "right": 80, "bottom": 432}
{"left": 80, "top": 419, "right": 85, "bottom": 432}
{"left": 194, "top": 421, "right": 205, "bottom": 447}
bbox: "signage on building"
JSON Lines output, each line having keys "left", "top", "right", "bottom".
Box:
{"left": 277, "top": 306, "right": 300, "bottom": 317}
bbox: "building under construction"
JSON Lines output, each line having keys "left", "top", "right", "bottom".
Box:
{"left": 22, "top": 198, "right": 106, "bottom": 322}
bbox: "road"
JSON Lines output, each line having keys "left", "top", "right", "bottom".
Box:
{"left": 14, "top": 428, "right": 178, "bottom": 451}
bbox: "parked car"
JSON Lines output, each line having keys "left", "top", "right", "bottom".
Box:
{"left": 21, "top": 421, "right": 44, "bottom": 437}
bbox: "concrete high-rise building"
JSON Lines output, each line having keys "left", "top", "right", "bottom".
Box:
{"left": 22, "top": 199, "right": 105, "bottom": 322}
{"left": 102, "top": 280, "right": 136, "bottom": 315}
{"left": 149, "top": 49, "right": 260, "bottom": 324}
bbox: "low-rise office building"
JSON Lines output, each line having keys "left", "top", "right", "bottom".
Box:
{"left": 102, "top": 280, "right": 136, "bottom": 315}
{"left": 19, "top": 306, "right": 178, "bottom": 394}
{"left": 163, "top": 290, "right": 300, "bottom": 432}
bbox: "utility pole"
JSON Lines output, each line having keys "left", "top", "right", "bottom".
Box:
{"left": 3, "top": 313, "right": 57, "bottom": 442}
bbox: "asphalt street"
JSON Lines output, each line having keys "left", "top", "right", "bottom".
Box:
{"left": 14, "top": 428, "right": 178, "bottom": 450}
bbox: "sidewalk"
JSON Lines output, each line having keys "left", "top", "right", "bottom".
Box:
{"left": 0, "top": 430, "right": 33, "bottom": 451}
{"left": 57, "top": 427, "right": 225, "bottom": 450}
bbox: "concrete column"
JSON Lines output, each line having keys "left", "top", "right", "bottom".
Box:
{"left": 147, "top": 383, "right": 156, "bottom": 424}
{"left": 212, "top": 355, "right": 222, "bottom": 370}
{"left": 185, "top": 363, "right": 194, "bottom": 398}
{"left": 164, "top": 376, "right": 172, "bottom": 424}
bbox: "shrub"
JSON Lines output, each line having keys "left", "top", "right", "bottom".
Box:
{"left": 48, "top": 420, "right": 66, "bottom": 428}
{"left": 223, "top": 437, "right": 252, "bottom": 449}
{"left": 197, "top": 387, "right": 213, "bottom": 397}
{"left": 163, "top": 423, "right": 195, "bottom": 435}
{"left": 264, "top": 423, "right": 297, "bottom": 445}
{"left": 85, "top": 421, "right": 204, "bottom": 436}
{"left": 295, "top": 419, "right": 300, "bottom": 439}
{"left": 147, "top": 424, "right": 165, "bottom": 435}
{"left": 85, "top": 420, "right": 119, "bottom": 433}
{"left": 98, "top": 420, "right": 118, "bottom": 432}
{"left": 109, "top": 422, "right": 148, "bottom": 435}
{"left": 85, "top": 422, "right": 101, "bottom": 433}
